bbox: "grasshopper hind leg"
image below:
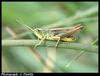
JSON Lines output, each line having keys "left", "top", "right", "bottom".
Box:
{"left": 55, "top": 37, "right": 61, "bottom": 48}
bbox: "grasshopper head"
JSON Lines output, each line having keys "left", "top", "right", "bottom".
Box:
{"left": 33, "top": 29, "right": 45, "bottom": 39}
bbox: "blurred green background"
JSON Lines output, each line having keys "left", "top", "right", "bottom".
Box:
{"left": 2, "top": 2, "right": 98, "bottom": 72}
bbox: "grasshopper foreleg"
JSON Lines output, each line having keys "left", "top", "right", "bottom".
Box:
{"left": 34, "top": 37, "right": 46, "bottom": 49}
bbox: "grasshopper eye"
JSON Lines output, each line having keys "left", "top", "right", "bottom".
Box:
{"left": 34, "top": 29, "right": 38, "bottom": 32}
{"left": 34, "top": 29, "right": 41, "bottom": 33}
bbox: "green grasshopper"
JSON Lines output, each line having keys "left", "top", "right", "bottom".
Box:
{"left": 16, "top": 19, "right": 83, "bottom": 48}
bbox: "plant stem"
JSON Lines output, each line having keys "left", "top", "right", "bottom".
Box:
{"left": 2, "top": 40, "right": 98, "bottom": 53}
{"left": 44, "top": 6, "right": 98, "bottom": 29}
{"left": 65, "top": 38, "right": 98, "bottom": 68}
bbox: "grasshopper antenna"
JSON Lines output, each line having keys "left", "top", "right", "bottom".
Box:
{"left": 16, "top": 17, "right": 35, "bottom": 32}
{"left": 16, "top": 17, "right": 46, "bottom": 49}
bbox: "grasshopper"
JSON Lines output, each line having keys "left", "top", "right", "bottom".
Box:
{"left": 33, "top": 24, "right": 83, "bottom": 48}
{"left": 16, "top": 19, "right": 83, "bottom": 48}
